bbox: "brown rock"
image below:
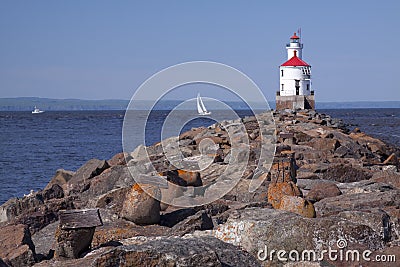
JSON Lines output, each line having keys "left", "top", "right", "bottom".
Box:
{"left": 42, "top": 184, "right": 64, "bottom": 200}
{"left": 278, "top": 195, "right": 316, "bottom": 218}
{"left": 92, "top": 219, "right": 170, "bottom": 248}
{"left": 322, "top": 164, "right": 372, "bottom": 182}
{"left": 95, "top": 187, "right": 131, "bottom": 214}
{"left": 172, "top": 210, "right": 214, "bottom": 235}
{"left": 179, "top": 127, "right": 207, "bottom": 140}
{"left": 294, "top": 131, "right": 313, "bottom": 143}
{"left": 371, "top": 171, "right": 400, "bottom": 189}
{"left": 0, "top": 191, "right": 74, "bottom": 233}
{"left": 314, "top": 190, "right": 400, "bottom": 217}
{"left": 71, "top": 165, "right": 137, "bottom": 209}
{"left": 306, "top": 182, "right": 342, "bottom": 202}
{"left": 67, "top": 159, "right": 110, "bottom": 194}
{"left": 44, "top": 169, "right": 74, "bottom": 192}
{"left": 267, "top": 181, "right": 302, "bottom": 209}
{"left": 54, "top": 226, "right": 95, "bottom": 259}
{"left": 307, "top": 137, "right": 340, "bottom": 152}
{"left": 0, "top": 224, "right": 36, "bottom": 266}
{"left": 160, "top": 184, "right": 184, "bottom": 211}
{"left": 349, "top": 132, "right": 391, "bottom": 157}
{"left": 120, "top": 184, "right": 161, "bottom": 225}
{"left": 107, "top": 152, "right": 131, "bottom": 166}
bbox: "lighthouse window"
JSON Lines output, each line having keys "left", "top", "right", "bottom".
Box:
{"left": 281, "top": 70, "right": 284, "bottom": 77}
{"left": 281, "top": 84, "right": 284, "bottom": 90}
{"left": 307, "top": 84, "right": 310, "bottom": 90}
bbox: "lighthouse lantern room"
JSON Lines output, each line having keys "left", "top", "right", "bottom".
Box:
{"left": 276, "top": 32, "right": 315, "bottom": 110}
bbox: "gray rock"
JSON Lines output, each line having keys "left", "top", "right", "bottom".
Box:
{"left": 0, "top": 191, "right": 45, "bottom": 223}
{"left": 314, "top": 190, "right": 400, "bottom": 217}
{"left": 93, "top": 187, "right": 131, "bottom": 215}
{"left": 42, "top": 184, "right": 64, "bottom": 200}
{"left": 336, "top": 180, "right": 395, "bottom": 194}
{"left": 44, "top": 169, "right": 75, "bottom": 192}
{"left": 67, "top": 159, "right": 110, "bottom": 194}
{"left": 31, "top": 222, "right": 58, "bottom": 260}
{"left": 91, "top": 236, "right": 260, "bottom": 267}
{"left": 171, "top": 210, "right": 213, "bottom": 235}
{"left": 322, "top": 164, "right": 372, "bottom": 183}
{"left": 214, "top": 208, "right": 385, "bottom": 260}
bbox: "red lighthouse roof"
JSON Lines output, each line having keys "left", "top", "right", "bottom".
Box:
{"left": 290, "top": 32, "right": 300, "bottom": 39}
{"left": 281, "top": 51, "right": 310, "bottom": 67}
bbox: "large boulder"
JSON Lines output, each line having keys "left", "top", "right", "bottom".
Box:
{"left": 314, "top": 190, "right": 400, "bottom": 217}
{"left": 214, "top": 208, "right": 386, "bottom": 263}
{"left": 91, "top": 236, "right": 260, "bottom": 267}
{"left": 0, "top": 224, "right": 36, "bottom": 266}
{"left": 120, "top": 184, "right": 161, "bottom": 225}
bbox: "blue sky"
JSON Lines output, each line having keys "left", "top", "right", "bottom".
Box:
{"left": 0, "top": 0, "right": 399, "bottom": 102}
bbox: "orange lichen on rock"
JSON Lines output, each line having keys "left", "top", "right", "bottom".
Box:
{"left": 278, "top": 195, "right": 316, "bottom": 218}
{"left": 267, "top": 181, "right": 302, "bottom": 209}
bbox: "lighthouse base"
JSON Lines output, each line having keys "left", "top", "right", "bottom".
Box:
{"left": 275, "top": 95, "right": 315, "bottom": 110}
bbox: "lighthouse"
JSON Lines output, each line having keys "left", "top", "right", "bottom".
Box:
{"left": 276, "top": 32, "right": 315, "bottom": 110}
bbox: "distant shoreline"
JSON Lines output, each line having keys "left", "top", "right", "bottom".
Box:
{"left": 0, "top": 97, "right": 399, "bottom": 111}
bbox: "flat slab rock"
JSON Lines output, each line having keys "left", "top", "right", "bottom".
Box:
{"left": 59, "top": 209, "right": 103, "bottom": 229}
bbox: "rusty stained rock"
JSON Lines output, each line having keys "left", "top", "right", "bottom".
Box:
{"left": 267, "top": 181, "right": 302, "bottom": 209}
{"left": 120, "top": 183, "right": 161, "bottom": 225}
{"left": 278, "top": 195, "right": 316, "bottom": 218}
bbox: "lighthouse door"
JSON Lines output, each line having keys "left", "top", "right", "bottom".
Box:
{"left": 295, "top": 80, "right": 300, "bottom": 95}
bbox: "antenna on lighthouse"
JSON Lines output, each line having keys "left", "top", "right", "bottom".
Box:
{"left": 298, "top": 28, "right": 302, "bottom": 40}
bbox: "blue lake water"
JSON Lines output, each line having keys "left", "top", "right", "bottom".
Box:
{"left": 0, "top": 108, "right": 399, "bottom": 204}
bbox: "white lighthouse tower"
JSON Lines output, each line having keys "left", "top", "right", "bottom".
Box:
{"left": 276, "top": 32, "right": 315, "bottom": 110}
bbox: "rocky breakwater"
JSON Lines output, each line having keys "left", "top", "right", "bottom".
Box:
{"left": 0, "top": 109, "right": 399, "bottom": 266}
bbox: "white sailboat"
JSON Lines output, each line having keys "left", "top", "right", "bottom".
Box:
{"left": 197, "top": 93, "right": 211, "bottom": 115}
{"left": 32, "top": 106, "right": 44, "bottom": 114}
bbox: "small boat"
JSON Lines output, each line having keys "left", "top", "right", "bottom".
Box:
{"left": 32, "top": 106, "right": 44, "bottom": 114}
{"left": 197, "top": 93, "right": 211, "bottom": 116}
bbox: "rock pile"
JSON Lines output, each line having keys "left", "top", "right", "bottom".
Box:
{"left": 1, "top": 109, "right": 399, "bottom": 266}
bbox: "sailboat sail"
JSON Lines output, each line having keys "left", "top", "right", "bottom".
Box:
{"left": 197, "top": 94, "right": 211, "bottom": 115}
{"left": 197, "top": 94, "right": 204, "bottom": 114}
